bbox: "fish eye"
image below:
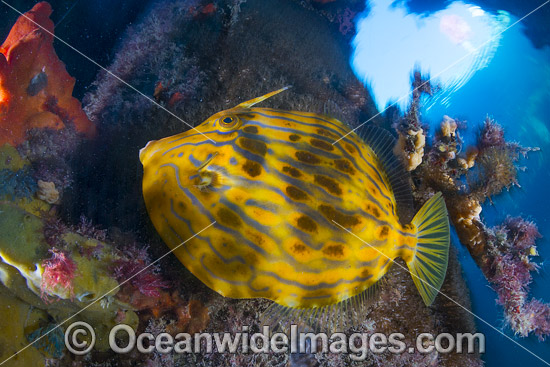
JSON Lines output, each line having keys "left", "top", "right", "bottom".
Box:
{"left": 218, "top": 114, "right": 240, "bottom": 130}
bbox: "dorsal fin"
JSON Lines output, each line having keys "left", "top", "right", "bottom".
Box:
{"left": 356, "top": 125, "right": 415, "bottom": 224}
{"left": 234, "top": 86, "right": 291, "bottom": 109}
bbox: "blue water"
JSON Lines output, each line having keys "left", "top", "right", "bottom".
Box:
{"left": 352, "top": 1, "right": 550, "bottom": 366}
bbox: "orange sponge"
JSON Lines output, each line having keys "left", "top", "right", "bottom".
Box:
{"left": 0, "top": 2, "right": 96, "bottom": 146}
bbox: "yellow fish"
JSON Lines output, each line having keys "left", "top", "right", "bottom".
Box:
{"left": 140, "top": 88, "right": 450, "bottom": 320}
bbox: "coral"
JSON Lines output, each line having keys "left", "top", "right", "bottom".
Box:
{"left": 8, "top": 202, "right": 206, "bottom": 358}
{"left": 440, "top": 115, "right": 457, "bottom": 140}
{"left": 482, "top": 218, "right": 550, "bottom": 340}
{"left": 116, "top": 284, "right": 209, "bottom": 335}
{"left": 471, "top": 117, "right": 538, "bottom": 198}
{"left": 0, "top": 202, "right": 139, "bottom": 353}
{"left": 0, "top": 2, "right": 96, "bottom": 146}
{"left": 42, "top": 215, "right": 70, "bottom": 248}
{"left": 401, "top": 71, "right": 546, "bottom": 340}
{"left": 36, "top": 179, "right": 59, "bottom": 204}
{"left": 392, "top": 71, "right": 433, "bottom": 171}
{"left": 394, "top": 127, "right": 426, "bottom": 171}
{"left": 479, "top": 117, "right": 505, "bottom": 148}
{"left": 74, "top": 214, "right": 107, "bottom": 242}
{"left": 43, "top": 213, "right": 107, "bottom": 249}
{"left": 113, "top": 244, "right": 170, "bottom": 298}
{"left": 40, "top": 248, "right": 77, "bottom": 300}
{"left": 337, "top": 8, "right": 357, "bottom": 36}
{"left": 82, "top": 0, "right": 205, "bottom": 127}
{"left": 17, "top": 126, "right": 82, "bottom": 193}
{"left": 414, "top": 112, "right": 536, "bottom": 258}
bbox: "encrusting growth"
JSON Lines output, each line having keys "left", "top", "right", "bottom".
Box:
{"left": 397, "top": 71, "right": 548, "bottom": 340}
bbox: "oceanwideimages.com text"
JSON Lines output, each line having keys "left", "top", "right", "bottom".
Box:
{"left": 65, "top": 322, "right": 485, "bottom": 360}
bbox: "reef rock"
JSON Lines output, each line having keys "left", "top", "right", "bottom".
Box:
{"left": 0, "top": 2, "right": 96, "bottom": 146}
{"left": 0, "top": 202, "right": 139, "bottom": 352}
{"left": 0, "top": 289, "right": 49, "bottom": 366}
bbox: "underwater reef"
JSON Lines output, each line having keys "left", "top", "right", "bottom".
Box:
{"left": 392, "top": 74, "right": 549, "bottom": 341}
{"left": 0, "top": 3, "right": 209, "bottom": 366}
{"left": 0, "top": 1, "right": 546, "bottom": 366}
{"left": 71, "top": 0, "right": 481, "bottom": 366}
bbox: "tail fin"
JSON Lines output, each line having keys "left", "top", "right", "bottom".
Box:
{"left": 406, "top": 192, "right": 450, "bottom": 306}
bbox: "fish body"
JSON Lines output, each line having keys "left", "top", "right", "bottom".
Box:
{"left": 140, "top": 88, "right": 450, "bottom": 309}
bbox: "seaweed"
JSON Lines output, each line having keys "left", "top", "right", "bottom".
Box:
{"left": 483, "top": 217, "right": 549, "bottom": 340}
{"left": 397, "top": 70, "right": 548, "bottom": 340}
{"left": 40, "top": 248, "right": 77, "bottom": 300}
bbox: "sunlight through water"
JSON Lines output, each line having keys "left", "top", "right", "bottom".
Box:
{"left": 351, "top": 0, "right": 509, "bottom": 111}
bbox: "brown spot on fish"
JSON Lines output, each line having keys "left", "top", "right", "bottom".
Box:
{"left": 243, "top": 125, "right": 259, "bottom": 134}
{"left": 282, "top": 165, "right": 302, "bottom": 178}
{"left": 244, "top": 252, "right": 258, "bottom": 267}
{"left": 378, "top": 226, "right": 389, "bottom": 239}
{"left": 289, "top": 134, "right": 301, "bottom": 141}
{"left": 360, "top": 268, "right": 370, "bottom": 278}
{"left": 402, "top": 224, "right": 413, "bottom": 231}
{"left": 286, "top": 186, "right": 308, "bottom": 201}
{"left": 314, "top": 175, "right": 342, "bottom": 196}
{"left": 248, "top": 231, "right": 266, "bottom": 248}
{"left": 316, "top": 128, "right": 337, "bottom": 139}
{"left": 239, "top": 137, "right": 267, "bottom": 156}
{"left": 243, "top": 160, "right": 262, "bottom": 177}
{"left": 292, "top": 243, "right": 308, "bottom": 254}
{"left": 310, "top": 138, "right": 334, "bottom": 151}
{"left": 334, "top": 159, "right": 355, "bottom": 174}
{"left": 319, "top": 204, "right": 360, "bottom": 227}
{"left": 178, "top": 201, "right": 186, "bottom": 211}
{"left": 323, "top": 244, "right": 344, "bottom": 258}
{"left": 297, "top": 215, "right": 317, "bottom": 233}
{"left": 295, "top": 151, "right": 321, "bottom": 165}
{"left": 218, "top": 207, "right": 241, "bottom": 228}
{"left": 345, "top": 143, "right": 355, "bottom": 154}
{"left": 365, "top": 204, "right": 380, "bottom": 218}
